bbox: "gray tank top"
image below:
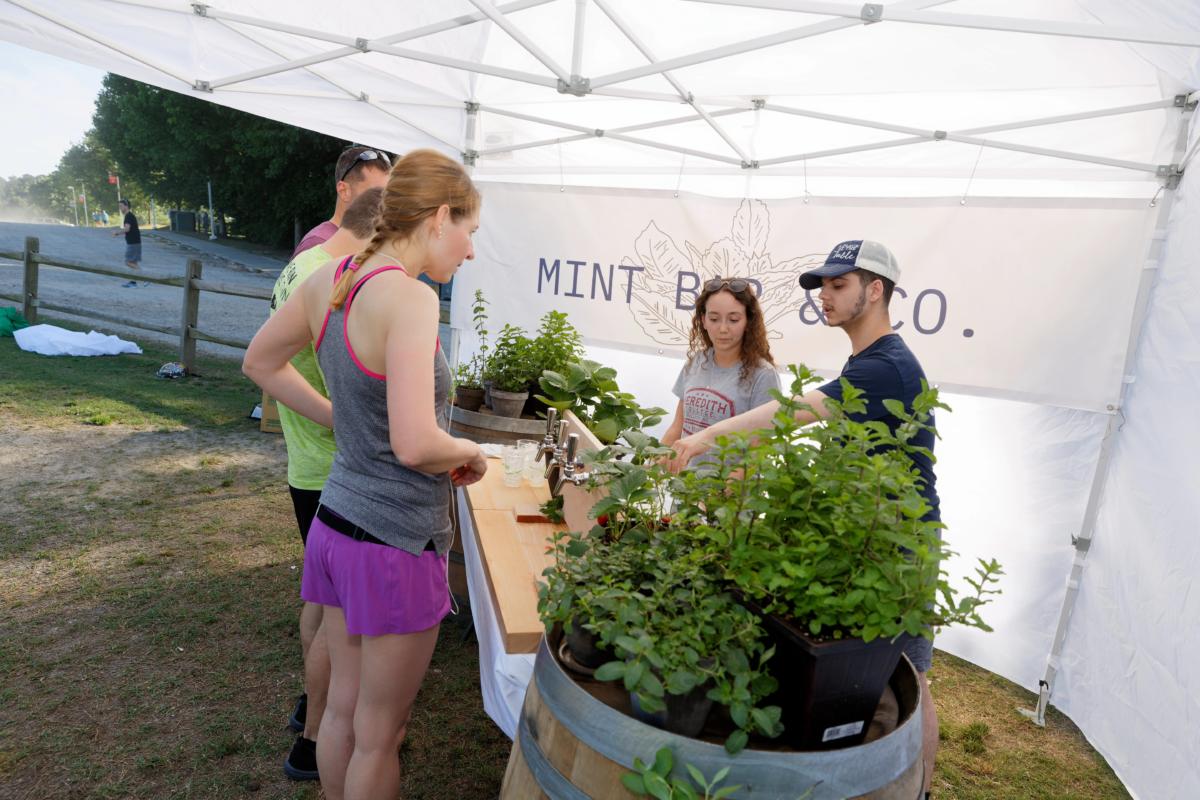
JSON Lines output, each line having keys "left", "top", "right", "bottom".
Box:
{"left": 316, "top": 262, "right": 453, "bottom": 555}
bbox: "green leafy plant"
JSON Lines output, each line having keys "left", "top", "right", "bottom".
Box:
{"left": 536, "top": 359, "right": 665, "bottom": 443}
{"left": 590, "top": 538, "right": 782, "bottom": 754}
{"left": 541, "top": 433, "right": 781, "bottom": 754}
{"left": 682, "top": 364, "right": 1003, "bottom": 643}
{"left": 621, "top": 747, "right": 742, "bottom": 800}
{"left": 455, "top": 289, "right": 490, "bottom": 389}
{"left": 538, "top": 494, "right": 565, "bottom": 524}
{"left": 483, "top": 324, "right": 539, "bottom": 393}
{"left": 528, "top": 310, "right": 584, "bottom": 389}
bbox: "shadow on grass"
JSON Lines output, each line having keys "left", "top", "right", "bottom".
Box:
{"left": 0, "top": 336, "right": 259, "bottom": 431}
{"left": 0, "top": 437, "right": 510, "bottom": 800}
{"left": 0, "top": 561, "right": 506, "bottom": 800}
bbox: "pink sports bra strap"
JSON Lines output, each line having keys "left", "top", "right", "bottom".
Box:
{"left": 315, "top": 255, "right": 358, "bottom": 352}
{"left": 344, "top": 264, "right": 409, "bottom": 312}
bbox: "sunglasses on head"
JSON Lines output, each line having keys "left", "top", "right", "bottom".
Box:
{"left": 704, "top": 277, "right": 751, "bottom": 294}
{"left": 338, "top": 149, "right": 391, "bottom": 183}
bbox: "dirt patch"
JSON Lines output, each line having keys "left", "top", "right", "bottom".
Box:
{"left": 0, "top": 423, "right": 284, "bottom": 523}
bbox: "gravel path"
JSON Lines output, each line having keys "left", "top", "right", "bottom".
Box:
{"left": 0, "top": 221, "right": 290, "bottom": 361}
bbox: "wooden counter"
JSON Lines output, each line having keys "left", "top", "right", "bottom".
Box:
{"left": 463, "top": 459, "right": 565, "bottom": 654}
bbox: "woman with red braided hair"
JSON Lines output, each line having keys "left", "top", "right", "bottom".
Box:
{"left": 244, "top": 149, "right": 487, "bottom": 800}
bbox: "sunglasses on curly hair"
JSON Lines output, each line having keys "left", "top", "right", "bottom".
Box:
{"left": 704, "top": 277, "right": 751, "bottom": 294}
{"left": 338, "top": 149, "right": 391, "bottom": 184}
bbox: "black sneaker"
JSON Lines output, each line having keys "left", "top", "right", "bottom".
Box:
{"left": 283, "top": 735, "right": 319, "bottom": 781}
{"left": 288, "top": 693, "right": 306, "bottom": 733}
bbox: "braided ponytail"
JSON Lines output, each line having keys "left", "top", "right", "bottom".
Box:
{"left": 327, "top": 149, "right": 478, "bottom": 312}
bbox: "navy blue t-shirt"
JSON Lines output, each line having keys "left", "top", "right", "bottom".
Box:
{"left": 819, "top": 333, "right": 940, "bottom": 521}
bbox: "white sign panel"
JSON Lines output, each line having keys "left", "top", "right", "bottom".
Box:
{"left": 454, "top": 184, "right": 1156, "bottom": 412}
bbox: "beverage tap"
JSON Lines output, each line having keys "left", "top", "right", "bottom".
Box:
{"left": 536, "top": 408, "right": 559, "bottom": 465}
{"left": 543, "top": 419, "right": 569, "bottom": 476}
{"left": 552, "top": 433, "right": 591, "bottom": 496}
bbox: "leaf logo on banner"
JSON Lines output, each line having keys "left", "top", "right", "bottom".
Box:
{"left": 626, "top": 202, "right": 818, "bottom": 346}
{"left": 634, "top": 221, "right": 690, "bottom": 284}
{"left": 626, "top": 257, "right": 691, "bottom": 344}
{"left": 757, "top": 255, "right": 824, "bottom": 336}
{"left": 731, "top": 198, "right": 770, "bottom": 259}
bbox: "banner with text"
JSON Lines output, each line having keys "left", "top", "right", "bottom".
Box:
{"left": 453, "top": 184, "right": 1157, "bottom": 412}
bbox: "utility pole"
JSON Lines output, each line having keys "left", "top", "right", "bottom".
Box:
{"left": 68, "top": 185, "right": 79, "bottom": 226}
{"left": 81, "top": 184, "right": 89, "bottom": 227}
{"left": 206, "top": 179, "right": 217, "bottom": 240}
{"left": 150, "top": 197, "right": 157, "bottom": 230}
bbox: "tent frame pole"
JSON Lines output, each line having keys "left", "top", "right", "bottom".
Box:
{"left": 686, "top": 0, "right": 1200, "bottom": 48}
{"left": 1020, "top": 97, "right": 1195, "bottom": 728}
{"left": 7, "top": 0, "right": 193, "bottom": 86}
{"left": 202, "top": 0, "right": 554, "bottom": 90}
{"left": 466, "top": 0, "right": 571, "bottom": 83}
{"left": 591, "top": 0, "right": 751, "bottom": 163}
{"left": 571, "top": 0, "right": 587, "bottom": 81}
{"left": 475, "top": 105, "right": 750, "bottom": 156}
{"left": 959, "top": 100, "right": 1175, "bottom": 135}
{"left": 589, "top": 0, "right": 952, "bottom": 89}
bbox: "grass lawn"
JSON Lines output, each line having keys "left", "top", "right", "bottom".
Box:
{"left": 0, "top": 326, "right": 1130, "bottom": 800}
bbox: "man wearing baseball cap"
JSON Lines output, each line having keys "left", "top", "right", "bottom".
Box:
{"left": 668, "top": 239, "right": 940, "bottom": 798}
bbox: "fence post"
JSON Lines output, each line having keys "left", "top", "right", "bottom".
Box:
{"left": 179, "top": 258, "right": 202, "bottom": 373}
{"left": 22, "top": 236, "right": 39, "bottom": 324}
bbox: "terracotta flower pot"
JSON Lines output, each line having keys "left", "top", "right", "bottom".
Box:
{"left": 489, "top": 388, "right": 529, "bottom": 418}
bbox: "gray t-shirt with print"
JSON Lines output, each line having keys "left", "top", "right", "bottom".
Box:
{"left": 672, "top": 350, "right": 780, "bottom": 469}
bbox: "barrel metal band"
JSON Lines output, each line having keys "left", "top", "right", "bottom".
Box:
{"left": 531, "top": 636, "right": 923, "bottom": 799}
{"left": 517, "top": 709, "right": 592, "bottom": 800}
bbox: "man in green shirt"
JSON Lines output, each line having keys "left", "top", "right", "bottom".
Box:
{"left": 271, "top": 187, "right": 382, "bottom": 780}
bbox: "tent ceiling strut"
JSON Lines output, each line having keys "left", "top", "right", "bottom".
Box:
{"left": 686, "top": 0, "right": 1200, "bottom": 48}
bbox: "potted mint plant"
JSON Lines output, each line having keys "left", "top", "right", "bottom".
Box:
{"left": 540, "top": 432, "right": 782, "bottom": 753}
{"left": 453, "top": 289, "right": 489, "bottom": 411}
{"left": 483, "top": 324, "right": 539, "bottom": 417}
{"left": 524, "top": 310, "right": 584, "bottom": 417}
{"left": 680, "top": 365, "right": 1003, "bottom": 749}
{"left": 536, "top": 358, "right": 665, "bottom": 443}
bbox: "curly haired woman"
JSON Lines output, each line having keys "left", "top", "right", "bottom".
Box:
{"left": 661, "top": 277, "right": 780, "bottom": 471}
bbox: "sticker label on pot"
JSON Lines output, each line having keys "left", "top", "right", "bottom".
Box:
{"left": 822, "top": 720, "right": 865, "bottom": 742}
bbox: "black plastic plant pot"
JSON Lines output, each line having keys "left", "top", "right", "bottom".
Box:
{"left": 565, "top": 617, "right": 611, "bottom": 670}
{"left": 630, "top": 685, "right": 715, "bottom": 738}
{"left": 756, "top": 607, "right": 909, "bottom": 750}
{"left": 454, "top": 386, "right": 485, "bottom": 412}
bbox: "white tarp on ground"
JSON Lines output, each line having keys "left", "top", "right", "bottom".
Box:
{"left": 2, "top": 1, "right": 1198, "bottom": 797}
{"left": 13, "top": 323, "right": 142, "bottom": 356}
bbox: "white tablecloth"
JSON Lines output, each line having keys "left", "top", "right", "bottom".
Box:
{"left": 456, "top": 487, "right": 535, "bottom": 739}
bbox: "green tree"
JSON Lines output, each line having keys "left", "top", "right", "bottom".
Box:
{"left": 92, "top": 74, "right": 365, "bottom": 247}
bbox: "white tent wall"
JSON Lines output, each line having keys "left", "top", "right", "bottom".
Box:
{"left": 1044, "top": 121, "right": 1200, "bottom": 798}
{"left": 2, "top": 1, "right": 1198, "bottom": 797}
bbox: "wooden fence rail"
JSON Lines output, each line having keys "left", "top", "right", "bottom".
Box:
{"left": 1, "top": 236, "right": 272, "bottom": 373}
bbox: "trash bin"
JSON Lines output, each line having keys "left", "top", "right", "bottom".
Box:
{"left": 176, "top": 211, "right": 197, "bottom": 232}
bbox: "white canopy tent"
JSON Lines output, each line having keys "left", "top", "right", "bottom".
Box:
{"left": 2, "top": 2, "right": 1197, "bottom": 797}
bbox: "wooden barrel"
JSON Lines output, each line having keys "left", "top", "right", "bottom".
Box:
{"left": 450, "top": 405, "right": 545, "bottom": 445}
{"left": 500, "top": 636, "right": 923, "bottom": 800}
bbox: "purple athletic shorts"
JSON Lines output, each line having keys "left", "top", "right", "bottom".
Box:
{"left": 301, "top": 515, "right": 451, "bottom": 636}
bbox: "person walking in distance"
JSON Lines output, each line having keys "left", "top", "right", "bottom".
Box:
{"left": 112, "top": 199, "right": 141, "bottom": 272}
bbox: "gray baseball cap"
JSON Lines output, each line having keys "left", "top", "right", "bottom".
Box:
{"left": 799, "top": 240, "right": 901, "bottom": 290}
